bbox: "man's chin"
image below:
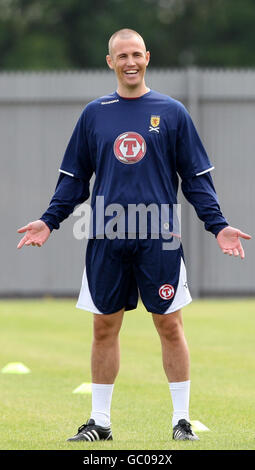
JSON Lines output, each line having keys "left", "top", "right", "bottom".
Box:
{"left": 123, "top": 80, "right": 141, "bottom": 90}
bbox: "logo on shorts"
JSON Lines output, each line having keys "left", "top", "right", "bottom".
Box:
{"left": 159, "top": 284, "right": 175, "bottom": 300}
{"left": 113, "top": 132, "right": 146, "bottom": 164}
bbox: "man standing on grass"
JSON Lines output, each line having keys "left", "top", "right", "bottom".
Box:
{"left": 17, "top": 29, "right": 251, "bottom": 442}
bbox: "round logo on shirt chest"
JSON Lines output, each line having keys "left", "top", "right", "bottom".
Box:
{"left": 113, "top": 132, "right": 146, "bottom": 164}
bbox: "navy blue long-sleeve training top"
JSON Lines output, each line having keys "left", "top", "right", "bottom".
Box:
{"left": 40, "top": 89, "right": 228, "bottom": 237}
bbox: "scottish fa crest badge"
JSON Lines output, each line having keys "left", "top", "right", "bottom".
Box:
{"left": 149, "top": 115, "right": 160, "bottom": 133}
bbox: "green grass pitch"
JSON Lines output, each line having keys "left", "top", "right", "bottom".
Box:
{"left": 0, "top": 298, "right": 255, "bottom": 450}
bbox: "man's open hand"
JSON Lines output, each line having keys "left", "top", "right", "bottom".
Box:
{"left": 216, "top": 226, "right": 251, "bottom": 259}
{"left": 17, "top": 220, "right": 51, "bottom": 249}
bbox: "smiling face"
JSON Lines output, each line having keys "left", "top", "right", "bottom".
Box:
{"left": 106, "top": 33, "right": 150, "bottom": 97}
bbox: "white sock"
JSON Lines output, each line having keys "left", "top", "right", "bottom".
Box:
{"left": 169, "top": 380, "right": 190, "bottom": 428}
{"left": 90, "top": 383, "right": 114, "bottom": 427}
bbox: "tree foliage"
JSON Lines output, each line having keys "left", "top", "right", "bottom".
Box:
{"left": 0, "top": 0, "right": 255, "bottom": 70}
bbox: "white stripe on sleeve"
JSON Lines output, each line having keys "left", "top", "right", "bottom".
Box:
{"left": 59, "top": 169, "right": 74, "bottom": 177}
{"left": 196, "top": 166, "right": 215, "bottom": 176}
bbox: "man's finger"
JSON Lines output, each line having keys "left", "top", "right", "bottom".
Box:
{"left": 17, "top": 225, "right": 30, "bottom": 233}
{"left": 17, "top": 237, "right": 27, "bottom": 249}
{"left": 223, "top": 249, "right": 233, "bottom": 255}
{"left": 239, "top": 244, "right": 245, "bottom": 259}
{"left": 238, "top": 231, "right": 252, "bottom": 240}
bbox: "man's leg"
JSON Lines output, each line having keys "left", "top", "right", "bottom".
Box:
{"left": 152, "top": 309, "right": 189, "bottom": 382}
{"left": 67, "top": 308, "right": 125, "bottom": 441}
{"left": 92, "top": 308, "right": 124, "bottom": 383}
{"left": 90, "top": 309, "right": 125, "bottom": 427}
{"left": 152, "top": 309, "right": 191, "bottom": 428}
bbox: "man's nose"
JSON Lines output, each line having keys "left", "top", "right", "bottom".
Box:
{"left": 126, "top": 55, "right": 136, "bottom": 66}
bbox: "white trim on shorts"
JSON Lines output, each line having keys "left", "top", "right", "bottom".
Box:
{"left": 162, "top": 257, "right": 192, "bottom": 314}
{"left": 76, "top": 266, "right": 103, "bottom": 314}
{"left": 76, "top": 257, "right": 192, "bottom": 315}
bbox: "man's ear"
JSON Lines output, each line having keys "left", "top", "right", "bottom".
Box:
{"left": 106, "top": 54, "right": 114, "bottom": 70}
{"left": 145, "top": 51, "right": 150, "bottom": 67}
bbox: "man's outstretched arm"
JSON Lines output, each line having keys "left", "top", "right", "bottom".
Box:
{"left": 181, "top": 172, "right": 251, "bottom": 259}
{"left": 17, "top": 173, "right": 90, "bottom": 249}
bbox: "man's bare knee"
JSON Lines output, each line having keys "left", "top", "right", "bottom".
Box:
{"left": 152, "top": 310, "right": 184, "bottom": 342}
{"left": 93, "top": 309, "right": 124, "bottom": 342}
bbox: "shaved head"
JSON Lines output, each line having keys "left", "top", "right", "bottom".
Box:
{"left": 108, "top": 29, "right": 146, "bottom": 57}
{"left": 106, "top": 28, "right": 150, "bottom": 98}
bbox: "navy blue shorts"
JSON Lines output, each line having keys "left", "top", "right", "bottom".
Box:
{"left": 77, "top": 237, "right": 192, "bottom": 315}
